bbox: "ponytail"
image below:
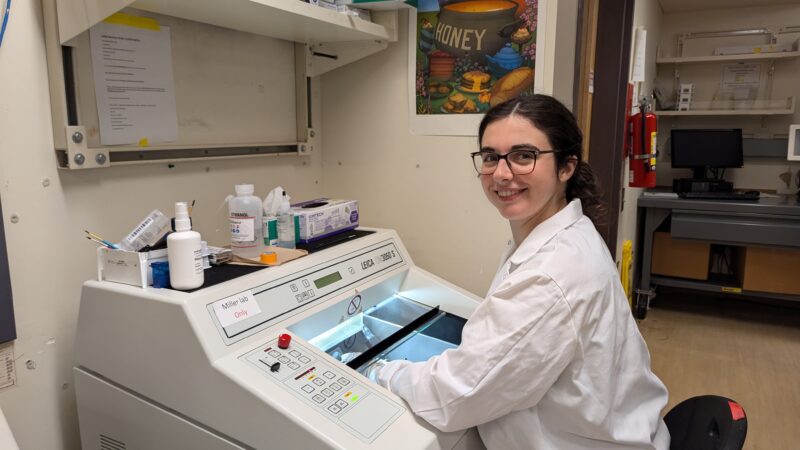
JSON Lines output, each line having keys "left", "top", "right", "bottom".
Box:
{"left": 567, "top": 160, "right": 606, "bottom": 226}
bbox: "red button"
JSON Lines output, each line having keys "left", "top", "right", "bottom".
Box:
{"left": 278, "top": 333, "right": 292, "bottom": 349}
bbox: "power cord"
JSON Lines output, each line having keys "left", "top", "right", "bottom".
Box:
{"left": 0, "top": 0, "right": 10, "bottom": 48}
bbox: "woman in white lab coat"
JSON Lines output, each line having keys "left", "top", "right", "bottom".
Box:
{"left": 370, "top": 95, "right": 670, "bottom": 449}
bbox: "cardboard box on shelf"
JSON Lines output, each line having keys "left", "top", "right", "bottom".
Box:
{"left": 739, "top": 246, "right": 800, "bottom": 295}
{"left": 651, "top": 231, "right": 710, "bottom": 280}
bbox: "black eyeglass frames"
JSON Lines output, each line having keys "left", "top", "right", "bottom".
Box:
{"left": 470, "top": 149, "right": 560, "bottom": 175}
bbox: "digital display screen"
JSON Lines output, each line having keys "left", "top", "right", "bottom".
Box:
{"left": 314, "top": 271, "right": 342, "bottom": 289}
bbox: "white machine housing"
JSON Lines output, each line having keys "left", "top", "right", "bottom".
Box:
{"left": 74, "top": 228, "right": 485, "bottom": 449}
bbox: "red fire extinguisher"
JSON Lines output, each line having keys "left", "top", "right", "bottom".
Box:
{"left": 627, "top": 98, "right": 657, "bottom": 188}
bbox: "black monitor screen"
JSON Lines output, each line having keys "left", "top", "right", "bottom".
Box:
{"left": 670, "top": 129, "right": 743, "bottom": 169}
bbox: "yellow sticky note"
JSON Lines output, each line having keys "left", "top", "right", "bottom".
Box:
{"left": 104, "top": 13, "right": 160, "bottom": 31}
{"left": 138, "top": 138, "right": 150, "bottom": 147}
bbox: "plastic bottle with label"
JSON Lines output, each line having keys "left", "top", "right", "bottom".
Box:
{"left": 167, "top": 202, "right": 204, "bottom": 290}
{"left": 277, "top": 190, "right": 296, "bottom": 249}
{"left": 229, "top": 184, "right": 264, "bottom": 259}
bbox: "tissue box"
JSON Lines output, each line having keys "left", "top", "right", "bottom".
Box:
{"left": 97, "top": 247, "right": 168, "bottom": 288}
{"left": 291, "top": 198, "right": 359, "bottom": 243}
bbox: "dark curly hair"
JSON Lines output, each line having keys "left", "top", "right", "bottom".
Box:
{"left": 477, "top": 94, "right": 606, "bottom": 226}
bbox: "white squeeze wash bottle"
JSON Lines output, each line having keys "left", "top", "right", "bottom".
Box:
{"left": 167, "top": 202, "right": 204, "bottom": 290}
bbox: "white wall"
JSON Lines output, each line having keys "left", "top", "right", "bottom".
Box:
{"left": 320, "top": 15, "right": 506, "bottom": 296}
{"left": 0, "top": 3, "right": 324, "bottom": 449}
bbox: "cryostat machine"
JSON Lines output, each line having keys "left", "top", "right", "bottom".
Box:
{"left": 74, "top": 228, "right": 486, "bottom": 449}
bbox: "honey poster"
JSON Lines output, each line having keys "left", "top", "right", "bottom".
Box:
{"left": 413, "top": 0, "right": 539, "bottom": 118}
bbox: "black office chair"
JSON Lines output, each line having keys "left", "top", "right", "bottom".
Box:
{"left": 664, "top": 395, "right": 747, "bottom": 450}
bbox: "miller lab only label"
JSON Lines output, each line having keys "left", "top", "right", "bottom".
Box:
{"left": 213, "top": 290, "right": 262, "bottom": 327}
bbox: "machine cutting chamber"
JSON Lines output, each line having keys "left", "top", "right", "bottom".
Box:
{"left": 291, "top": 295, "right": 466, "bottom": 374}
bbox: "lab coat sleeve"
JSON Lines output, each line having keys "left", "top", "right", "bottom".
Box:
{"left": 375, "top": 269, "right": 579, "bottom": 432}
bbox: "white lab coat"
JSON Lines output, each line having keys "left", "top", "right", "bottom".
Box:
{"left": 375, "top": 199, "right": 670, "bottom": 449}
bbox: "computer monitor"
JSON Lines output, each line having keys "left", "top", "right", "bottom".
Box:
{"left": 670, "top": 129, "right": 743, "bottom": 180}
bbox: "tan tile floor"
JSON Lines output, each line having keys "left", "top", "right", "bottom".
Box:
{"left": 639, "top": 291, "right": 800, "bottom": 450}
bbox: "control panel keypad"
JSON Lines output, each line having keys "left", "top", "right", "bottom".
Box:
{"left": 288, "top": 363, "right": 366, "bottom": 418}
{"left": 252, "top": 342, "right": 314, "bottom": 381}
{"left": 244, "top": 338, "right": 383, "bottom": 429}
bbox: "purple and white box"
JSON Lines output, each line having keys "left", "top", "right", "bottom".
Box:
{"left": 291, "top": 198, "right": 359, "bottom": 244}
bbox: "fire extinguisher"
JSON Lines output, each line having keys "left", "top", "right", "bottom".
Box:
{"left": 627, "top": 98, "right": 657, "bottom": 188}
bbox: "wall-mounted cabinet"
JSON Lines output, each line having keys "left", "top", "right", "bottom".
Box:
{"left": 42, "top": 0, "right": 399, "bottom": 169}
{"left": 55, "top": 0, "right": 396, "bottom": 46}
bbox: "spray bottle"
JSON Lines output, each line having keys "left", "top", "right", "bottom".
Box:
{"left": 277, "top": 190, "right": 295, "bottom": 249}
{"left": 262, "top": 187, "right": 281, "bottom": 247}
{"left": 167, "top": 202, "right": 204, "bottom": 290}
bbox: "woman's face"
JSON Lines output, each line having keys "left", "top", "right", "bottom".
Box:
{"left": 479, "top": 115, "right": 575, "bottom": 238}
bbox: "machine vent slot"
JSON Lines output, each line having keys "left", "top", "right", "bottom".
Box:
{"left": 99, "top": 434, "right": 127, "bottom": 450}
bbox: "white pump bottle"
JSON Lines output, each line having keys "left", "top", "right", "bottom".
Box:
{"left": 167, "top": 202, "right": 204, "bottom": 290}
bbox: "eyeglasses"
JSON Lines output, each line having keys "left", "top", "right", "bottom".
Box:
{"left": 470, "top": 148, "right": 560, "bottom": 175}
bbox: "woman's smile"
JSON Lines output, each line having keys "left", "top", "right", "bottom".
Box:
{"left": 494, "top": 187, "right": 528, "bottom": 202}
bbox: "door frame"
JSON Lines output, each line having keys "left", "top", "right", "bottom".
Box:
{"left": 579, "top": 0, "right": 635, "bottom": 257}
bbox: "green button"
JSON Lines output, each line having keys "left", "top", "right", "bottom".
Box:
{"left": 350, "top": 395, "right": 359, "bottom": 402}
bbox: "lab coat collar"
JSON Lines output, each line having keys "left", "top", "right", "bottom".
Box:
{"left": 508, "top": 199, "right": 584, "bottom": 268}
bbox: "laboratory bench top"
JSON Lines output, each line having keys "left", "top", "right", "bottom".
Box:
{"left": 638, "top": 194, "right": 800, "bottom": 215}
{"left": 633, "top": 193, "right": 800, "bottom": 318}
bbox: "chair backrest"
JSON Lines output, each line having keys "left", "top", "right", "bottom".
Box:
{"left": 664, "top": 395, "right": 747, "bottom": 450}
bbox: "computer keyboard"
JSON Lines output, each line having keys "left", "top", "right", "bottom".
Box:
{"left": 678, "top": 191, "right": 760, "bottom": 200}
